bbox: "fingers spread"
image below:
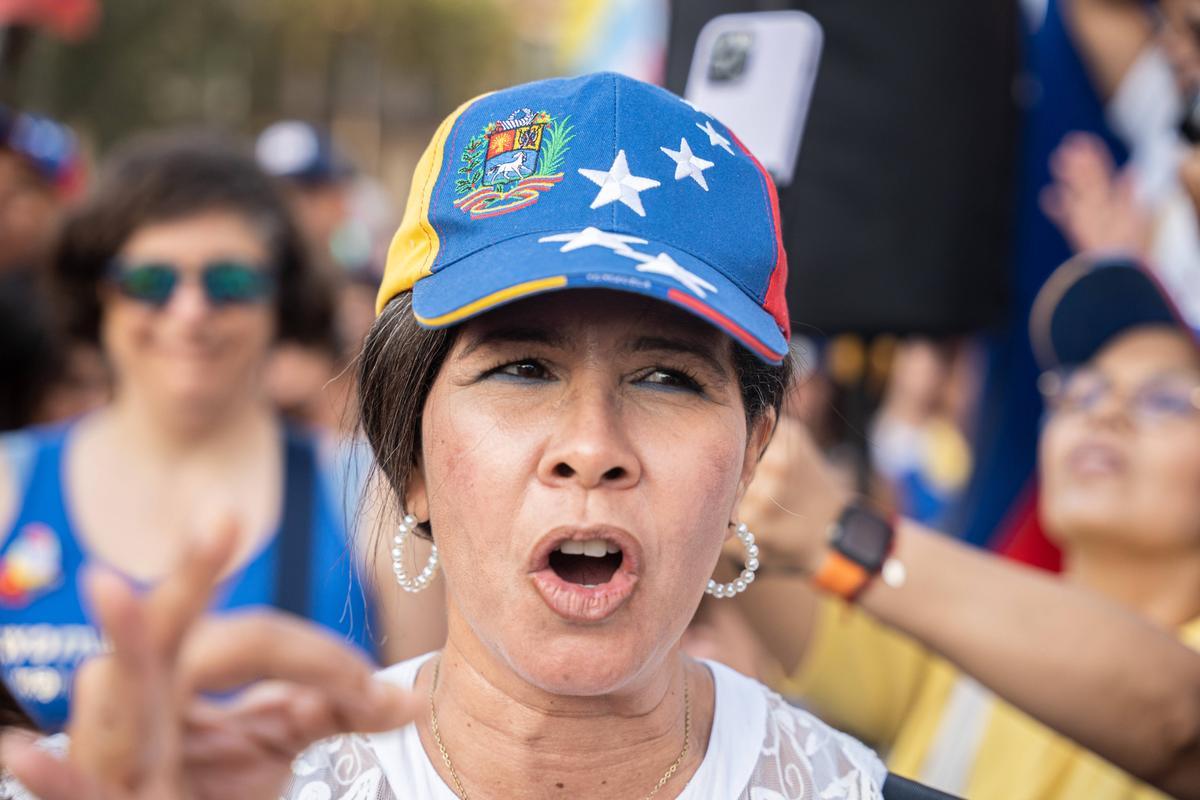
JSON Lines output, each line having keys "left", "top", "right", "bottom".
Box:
{"left": 2, "top": 731, "right": 105, "bottom": 800}
{"left": 148, "top": 519, "right": 241, "bottom": 658}
{"left": 70, "top": 569, "right": 168, "bottom": 786}
{"left": 180, "top": 612, "right": 423, "bottom": 734}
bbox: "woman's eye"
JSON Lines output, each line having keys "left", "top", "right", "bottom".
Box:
{"left": 1140, "top": 389, "right": 1194, "bottom": 416}
{"left": 495, "top": 360, "right": 549, "bottom": 380}
{"left": 638, "top": 369, "right": 703, "bottom": 392}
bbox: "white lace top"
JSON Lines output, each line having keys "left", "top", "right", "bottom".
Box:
{"left": 282, "top": 654, "right": 886, "bottom": 799}
{"left": 0, "top": 656, "right": 885, "bottom": 800}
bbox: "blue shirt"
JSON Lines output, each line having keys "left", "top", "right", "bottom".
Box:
{"left": 0, "top": 421, "right": 376, "bottom": 732}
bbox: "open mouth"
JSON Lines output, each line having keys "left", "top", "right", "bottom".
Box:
{"left": 548, "top": 539, "right": 624, "bottom": 587}
{"left": 530, "top": 529, "right": 640, "bottom": 622}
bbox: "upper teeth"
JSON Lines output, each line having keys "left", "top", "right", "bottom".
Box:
{"left": 558, "top": 539, "right": 620, "bottom": 557}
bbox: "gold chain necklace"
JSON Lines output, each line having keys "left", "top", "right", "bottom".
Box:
{"left": 428, "top": 658, "right": 692, "bottom": 800}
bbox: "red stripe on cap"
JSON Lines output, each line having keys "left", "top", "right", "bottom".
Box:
{"left": 727, "top": 128, "right": 790, "bottom": 341}
{"left": 668, "top": 288, "right": 784, "bottom": 362}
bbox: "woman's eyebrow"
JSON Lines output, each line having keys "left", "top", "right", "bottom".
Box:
{"left": 460, "top": 326, "right": 566, "bottom": 358}
{"left": 631, "top": 335, "right": 729, "bottom": 376}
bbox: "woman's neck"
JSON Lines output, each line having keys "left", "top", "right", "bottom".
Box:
{"left": 106, "top": 382, "right": 273, "bottom": 458}
{"left": 71, "top": 388, "right": 282, "bottom": 582}
{"left": 1065, "top": 542, "right": 1200, "bottom": 630}
{"left": 417, "top": 616, "right": 711, "bottom": 800}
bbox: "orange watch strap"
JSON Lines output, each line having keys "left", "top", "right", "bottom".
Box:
{"left": 811, "top": 549, "right": 872, "bottom": 601}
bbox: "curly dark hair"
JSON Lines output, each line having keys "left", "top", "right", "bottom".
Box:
{"left": 46, "top": 131, "right": 334, "bottom": 349}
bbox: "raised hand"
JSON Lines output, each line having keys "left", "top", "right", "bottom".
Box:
{"left": 733, "top": 414, "right": 850, "bottom": 576}
{"left": 1040, "top": 132, "right": 1150, "bottom": 257}
{"left": 1, "top": 522, "right": 422, "bottom": 800}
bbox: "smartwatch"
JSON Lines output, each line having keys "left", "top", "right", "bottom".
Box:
{"left": 812, "top": 500, "right": 900, "bottom": 600}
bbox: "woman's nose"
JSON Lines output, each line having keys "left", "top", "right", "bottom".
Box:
{"left": 163, "top": 276, "right": 212, "bottom": 320}
{"left": 1084, "top": 389, "right": 1134, "bottom": 431}
{"left": 537, "top": 389, "right": 641, "bottom": 490}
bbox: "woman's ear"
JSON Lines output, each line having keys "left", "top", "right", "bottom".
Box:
{"left": 733, "top": 407, "right": 777, "bottom": 512}
{"left": 404, "top": 462, "right": 430, "bottom": 522}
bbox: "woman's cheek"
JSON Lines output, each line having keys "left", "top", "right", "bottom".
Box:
{"left": 661, "top": 428, "right": 746, "bottom": 564}
{"left": 1036, "top": 414, "right": 1073, "bottom": 492}
{"left": 1140, "top": 427, "right": 1200, "bottom": 539}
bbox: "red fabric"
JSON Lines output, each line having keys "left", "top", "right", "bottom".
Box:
{"left": 667, "top": 288, "right": 783, "bottom": 362}
{"left": 0, "top": 0, "right": 99, "bottom": 40}
{"left": 992, "top": 480, "right": 1063, "bottom": 573}
{"left": 726, "top": 128, "right": 790, "bottom": 340}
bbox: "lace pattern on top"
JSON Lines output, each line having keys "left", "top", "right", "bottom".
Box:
{"left": 736, "top": 689, "right": 883, "bottom": 799}
{"left": 0, "top": 676, "right": 885, "bottom": 799}
{"left": 284, "top": 734, "right": 398, "bottom": 800}
{"left": 280, "top": 686, "right": 884, "bottom": 799}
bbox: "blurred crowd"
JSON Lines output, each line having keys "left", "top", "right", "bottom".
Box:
{"left": 0, "top": 0, "right": 1199, "bottom": 799}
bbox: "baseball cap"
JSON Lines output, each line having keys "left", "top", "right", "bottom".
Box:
{"left": 377, "top": 72, "right": 791, "bottom": 364}
{"left": 256, "top": 120, "right": 353, "bottom": 186}
{"left": 1029, "top": 254, "right": 1200, "bottom": 369}
{"left": 0, "top": 104, "right": 84, "bottom": 197}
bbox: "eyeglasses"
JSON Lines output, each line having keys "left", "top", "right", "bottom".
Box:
{"left": 1039, "top": 368, "right": 1200, "bottom": 426}
{"left": 108, "top": 260, "right": 274, "bottom": 308}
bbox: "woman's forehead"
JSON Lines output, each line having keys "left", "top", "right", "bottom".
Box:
{"left": 1092, "top": 325, "right": 1200, "bottom": 378}
{"left": 457, "top": 290, "right": 730, "bottom": 356}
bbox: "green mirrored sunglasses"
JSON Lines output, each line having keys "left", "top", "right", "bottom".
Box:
{"left": 108, "top": 260, "right": 275, "bottom": 308}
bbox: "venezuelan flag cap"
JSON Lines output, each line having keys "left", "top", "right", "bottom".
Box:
{"left": 377, "top": 72, "right": 790, "bottom": 364}
{"left": 1030, "top": 254, "right": 1200, "bottom": 369}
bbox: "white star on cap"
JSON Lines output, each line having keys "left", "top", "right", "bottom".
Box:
{"left": 578, "top": 150, "right": 661, "bottom": 217}
{"left": 661, "top": 137, "right": 715, "bottom": 191}
{"left": 696, "top": 120, "right": 735, "bottom": 156}
{"left": 636, "top": 252, "right": 718, "bottom": 298}
{"left": 539, "top": 227, "right": 649, "bottom": 255}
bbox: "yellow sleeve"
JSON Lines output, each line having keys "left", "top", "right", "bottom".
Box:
{"left": 772, "top": 596, "right": 934, "bottom": 750}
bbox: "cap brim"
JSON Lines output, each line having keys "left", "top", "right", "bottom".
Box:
{"left": 1030, "top": 255, "right": 1199, "bottom": 369}
{"left": 410, "top": 230, "right": 789, "bottom": 364}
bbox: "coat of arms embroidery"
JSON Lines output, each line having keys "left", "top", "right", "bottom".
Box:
{"left": 454, "top": 108, "right": 574, "bottom": 220}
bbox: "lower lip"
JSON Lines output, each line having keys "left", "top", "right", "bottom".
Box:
{"left": 1067, "top": 449, "right": 1125, "bottom": 477}
{"left": 530, "top": 566, "right": 639, "bottom": 623}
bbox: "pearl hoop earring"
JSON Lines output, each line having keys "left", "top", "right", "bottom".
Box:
{"left": 392, "top": 513, "right": 439, "bottom": 593}
{"left": 705, "top": 523, "right": 760, "bottom": 598}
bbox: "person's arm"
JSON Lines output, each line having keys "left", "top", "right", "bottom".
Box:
{"left": 1061, "top": 0, "right": 1156, "bottom": 100}
{"left": 738, "top": 416, "right": 1200, "bottom": 799}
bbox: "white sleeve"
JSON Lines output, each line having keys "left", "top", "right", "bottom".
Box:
{"left": 281, "top": 735, "right": 398, "bottom": 800}
{"left": 740, "top": 691, "right": 887, "bottom": 799}
{"left": 0, "top": 734, "right": 68, "bottom": 800}
{"left": 1107, "top": 44, "right": 1186, "bottom": 206}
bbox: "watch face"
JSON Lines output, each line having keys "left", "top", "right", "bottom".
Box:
{"left": 834, "top": 505, "right": 893, "bottom": 572}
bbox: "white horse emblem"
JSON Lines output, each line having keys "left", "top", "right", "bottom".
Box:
{"left": 486, "top": 151, "right": 533, "bottom": 184}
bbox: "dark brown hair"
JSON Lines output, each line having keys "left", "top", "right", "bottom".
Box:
{"left": 357, "top": 292, "right": 793, "bottom": 540}
{"left": 46, "top": 132, "right": 334, "bottom": 348}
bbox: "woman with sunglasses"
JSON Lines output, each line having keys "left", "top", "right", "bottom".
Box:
{"left": 0, "top": 133, "right": 379, "bottom": 732}
{"left": 705, "top": 256, "right": 1200, "bottom": 799}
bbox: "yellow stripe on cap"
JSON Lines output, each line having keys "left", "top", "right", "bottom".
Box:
{"left": 376, "top": 92, "right": 492, "bottom": 315}
{"left": 414, "top": 276, "right": 568, "bottom": 327}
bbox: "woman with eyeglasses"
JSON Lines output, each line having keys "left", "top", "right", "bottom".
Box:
{"left": 700, "top": 256, "right": 1200, "bottom": 799}
{"left": 0, "top": 134, "right": 378, "bottom": 732}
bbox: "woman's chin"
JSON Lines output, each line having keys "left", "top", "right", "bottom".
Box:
{"left": 504, "top": 635, "right": 659, "bottom": 697}
{"left": 1041, "top": 502, "right": 1133, "bottom": 549}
